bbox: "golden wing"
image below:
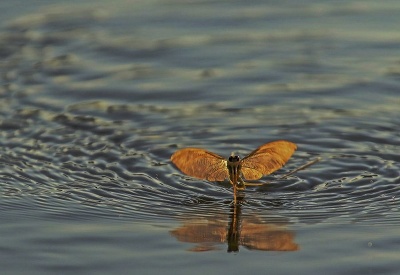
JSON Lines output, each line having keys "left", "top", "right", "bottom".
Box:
{"left": 240, "top": 140, "right": 297, "bottom": 180}
{"left": 171, "top": 148, "right": 229, "bottom": 181}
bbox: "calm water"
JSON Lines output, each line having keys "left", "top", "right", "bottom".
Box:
{"left": 1, "top": 0, "right": 400, "bottom": 274}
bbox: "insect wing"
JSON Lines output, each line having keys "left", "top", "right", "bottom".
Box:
{"left": 171, "top": 148, "right": 229, "bottom": 181}
{"left": 240, "top": 140, "right": 297, "bottom": 180}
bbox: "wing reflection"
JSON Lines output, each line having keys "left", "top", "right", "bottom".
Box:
{"left": 170, "top": 200, "right": 299, "bottom": 253}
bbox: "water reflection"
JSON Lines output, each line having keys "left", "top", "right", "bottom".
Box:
{"left": 170, "top": 198, "right": 299, "bottom": 253}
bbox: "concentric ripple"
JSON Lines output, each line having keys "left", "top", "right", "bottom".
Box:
{"left": 0, "top": 3, "right": 399, "bottom": 229}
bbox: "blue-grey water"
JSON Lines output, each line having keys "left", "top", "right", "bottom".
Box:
{"left": 1, "top": 0, "right": 399, "bottom": 274}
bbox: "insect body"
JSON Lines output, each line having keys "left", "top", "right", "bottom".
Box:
{"left": 171, "top": 140, "right": 297, "bottom": 204}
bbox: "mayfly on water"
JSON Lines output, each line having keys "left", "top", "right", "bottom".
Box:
{"left": 171, "top": 140, "right": 317, "bottom": 203}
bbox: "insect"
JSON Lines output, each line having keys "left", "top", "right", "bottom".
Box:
{"left": 171, "top": 140, "right": 297, "bottom": 204}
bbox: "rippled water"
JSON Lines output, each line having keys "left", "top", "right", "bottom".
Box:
{"left": 1, "top": 0, "right": 400, "bottom": 274}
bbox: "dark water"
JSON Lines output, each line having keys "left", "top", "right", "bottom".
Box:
{"left": 1, "top": 0, "right": 400, "bottom": 274}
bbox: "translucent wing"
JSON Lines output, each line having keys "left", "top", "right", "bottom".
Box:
{"left": 171, "top": 148, "right": 229, "bottom": 181}
{"left": 240, "top": 140, "right": 297, "bottom": 180}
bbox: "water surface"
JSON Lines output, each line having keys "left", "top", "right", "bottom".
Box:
{"left": 0, "top": 0, "right": 399, "bottom": 274}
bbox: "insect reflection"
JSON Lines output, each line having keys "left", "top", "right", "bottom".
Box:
{"left": 171, "top": 140, "right": 297, "bottom": 204}
{"left": 170, "top": 197, "right": 299, "bottom": 252}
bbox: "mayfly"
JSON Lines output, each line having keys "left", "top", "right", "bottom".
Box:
{"left": 171, "top": 140, "right": 298, "bottom": 204}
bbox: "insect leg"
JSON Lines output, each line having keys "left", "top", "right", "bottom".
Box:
{"left": 233, "top": 184, "right": 237, "bottom": 204}
{"left": 237, "top": 177, "right": 246, "bottom": 190}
